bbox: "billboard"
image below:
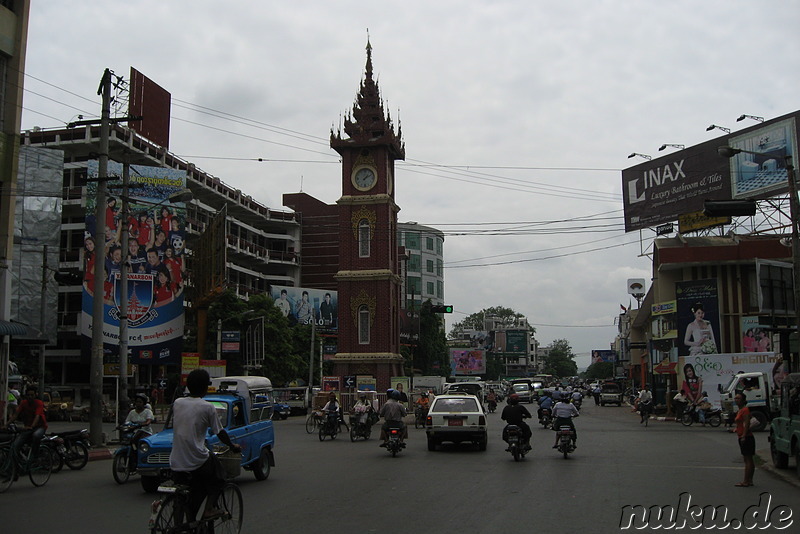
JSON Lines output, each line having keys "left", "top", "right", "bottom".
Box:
{"left": 651, "top": 300, "right": 678, "bottom": 341}
{"left": 450, "top": 349, "right": 486, "bottom": 376}
{"left": 81, "top": 161, "right": 187, "bottom": 365}
{"left": 675, "top": 279, "right": 720, "bottom": 357}
{"left": 129, "top": 67, "right": 171, "bottom": 149}
{"left": 270, "top": 285, "right": 338, "bottom": 331}
{"left": 622, "top": 110, "right": 800, "bottom": 232}
{"left": 591, "top": 350, "right": 616, "bottom": 364}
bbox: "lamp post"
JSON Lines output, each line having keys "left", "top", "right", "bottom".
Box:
{"left": 719, "top": 146, "right": 799, "bottom": 368}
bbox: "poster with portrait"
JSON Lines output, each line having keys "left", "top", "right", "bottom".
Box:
{"left": 391, "top": 376, "right": 410, "bottom": 406}
{"left": 675, "top": 279, "right": 720, "bottom": 357}
{"left": 81, "top": 161, "right": 187, "bottom": 365}
{"left": 450, "top": 349, "right": 486, "bottom": 376}
{"left": 270, "top": 285, "right": 338, "bottom": 332}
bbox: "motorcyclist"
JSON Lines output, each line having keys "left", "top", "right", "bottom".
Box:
{"left": 379, "top": 389, "right": 407, "bottom": 447}
{"left": 352, "top": 392, "right": 376, "bottom": 426}
{"left": 537, "top": 391, "right": 554, "bottom": 421}
{"left": 485, "top": 390, "right": 497, "bottom": 411}
{"left": 551, "top": 396, "right": 579, "bottom": 449}
{"left": 321, "top": 392, "right": 344, "bottom": 432}
{"left": 501, "top": 393, "right": 532, "bottom": 451}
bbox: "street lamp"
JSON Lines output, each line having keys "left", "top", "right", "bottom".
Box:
{"left": 658, "top": 144, "right": 685, "bottom": 152}
{"left": 736, "top": 114, "right": 764, "bottom": 123}
{"left": 718, "top": 145, "right": 799, "bottom": 366}
{"left": 707, "top": 124, "right": 731, "bottom": 134}
{"left": 627, "top": 153, "right": 652, "bottom": 160}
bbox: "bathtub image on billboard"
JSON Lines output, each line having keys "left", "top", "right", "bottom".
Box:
{"left": 730, "top": 117, "right": 797, "bottom": 199}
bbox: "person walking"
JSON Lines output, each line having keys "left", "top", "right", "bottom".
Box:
{"left": 729, "top": 392, "right": 754, "bottom": 487}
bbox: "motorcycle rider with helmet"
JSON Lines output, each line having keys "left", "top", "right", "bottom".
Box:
{"left": 379, "top": 389, "right": 407, "bottom": 447}
{"left": 537, "top": 391, "right": 554, "bottom": 421}
{"left": 501, "top": 393, "right": 532, "bottom": 451}
{"left": 552, "top": 395, "right": 579, "bottom": 448}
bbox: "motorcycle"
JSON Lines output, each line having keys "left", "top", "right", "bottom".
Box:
{"left": 680, "top": 404, "right": 722, "bottom": 427}
{"left": 556, "top": 424, "right": 576, "bottom": 459}
{"left": 486, "top": 399, "right": 497, "bottom": 413}
{"left": 538, "top": 408, "right": 552, "bottom": 429}
{"left": 44, "top": 428, "right": 90, "bottom": 472}
{"left": 385, "top": 421, "right": 405, "bottom": 457}
{"left": 572, "top": 397, "right": 582, "bottom": 411}
{"left": 318, "top": 411, "right": 340, "bottom": 441}
{"left": 112, "top": 422, "right": 151, "bottom": 484}
{"left": 503, "top": 424, "right": 529, "bottom": 462}
{"left": 349, "top": 411, "right": 374, "bottom": 441}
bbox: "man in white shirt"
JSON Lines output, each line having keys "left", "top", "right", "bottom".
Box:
{"left": 170, "top": 369, "right": 241, "bottom": 520}
{"left": 638, "top": 385, "right": 653, "bottom": 424}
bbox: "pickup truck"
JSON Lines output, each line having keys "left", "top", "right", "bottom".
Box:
{"left": 718, "top": 371, "right": 779, "bottom": 432}
{"left": 768, "top": 373, "right": 800, "bottom": 477}
{"left": 137, "top": 375, "right": 276, "bottom": 493}
{"left": 599, "top": 383, "right": 623, "bottom": 406}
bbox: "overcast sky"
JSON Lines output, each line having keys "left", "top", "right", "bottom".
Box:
{"left": 20, "top": 1, "right": 800, "bottom": 369}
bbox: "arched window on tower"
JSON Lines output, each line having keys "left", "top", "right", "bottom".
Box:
{"left": 358, "top": 219, "right": 370, "bottom": 258}
{"left": 358, "top": 305, "right": 370, "bottom": 344}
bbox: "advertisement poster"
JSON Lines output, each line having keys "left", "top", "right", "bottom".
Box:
{"left": 591, "top": 350, "right": 616, "bottom": 364}
{"left": 678, "top": 353, "right": 781, "bottom": 409}
{"left": 740, "top": 316, "right": 772, "bottom": 353}
{"left": 391, "top": 376, "right": 410, "bottom": 406}
{"left": 450, "top": 349, "right": 486, "bottom": 376}
{"left": 357, "top": 376, "right": 376, "bottom": 392}
{"left": 729, "top": 117, "right": 797, "bottom": 199}
{"left": 271, "top": 285, "right": 338, "bottom": 331}
{"left": 675, "top": 279, "right": 720, "bottom": 357}
{"left": 81, "top": 161, "right": 187, "bottom": 365}
{"left": 504, "top": 330, "right": 527, "bottom": 354}
{"left": 651, "top": 300, "right": 678, "bottom": 340}
{"left": 322, "top": 376, "right": 340, "bottom": 392}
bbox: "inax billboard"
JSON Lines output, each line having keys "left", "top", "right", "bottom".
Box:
{"left": 622, "top": 110, "right": 799, "bottom": 232}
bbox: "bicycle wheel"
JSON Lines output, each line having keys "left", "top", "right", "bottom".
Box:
{"left": 305, "top": 413, "right": 316, "bottom": 434}
{"left": 708, "top": 414, "right": 722, "bottom": 428}
{"left": 213, "top": 483, "right": 243, "bottom": 534}
{"left": 150, "top": 495, "right": 177, "bottom": 534}
{"left": 113, "top": 453, "right": 131, "bottom": 484}
{"left": 29, "top": 445, "right": 53, "bottom": 487}
{"left": 65, "top": 441, "right": 89, "bottom": 470}
{"left": 0, "top": 447, "right": 14, "bottom": 493}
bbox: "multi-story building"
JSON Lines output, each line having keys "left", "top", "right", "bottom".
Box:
{"left": 0, "top": 1, "right": 31, "bottom": 393}
{"left": 397, "top": 222, "right": 444, "bottom": 310}
{"left": 17, "top": 123, "right": 301, "bottom": 385}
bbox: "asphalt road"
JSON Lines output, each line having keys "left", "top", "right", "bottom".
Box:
{"left": 3, "top": 401, "right": 799, "bottom": 533}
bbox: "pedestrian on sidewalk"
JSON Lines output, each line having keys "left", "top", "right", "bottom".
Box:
{"left": 729, "top": 392, "right": 754, "bottom": 487}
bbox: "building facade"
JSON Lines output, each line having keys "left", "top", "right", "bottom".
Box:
{"left": 397, "top": 222, "right": 444, "bottom": 310}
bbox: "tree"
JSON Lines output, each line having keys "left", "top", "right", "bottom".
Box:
{"left": 414, "top": 301, "right": 450, "bottom": 376}
{"left": 448, "top": 306, "right": 533, "bottom": 340}
{"left": 584, "top": 361, "right": 614, "bottom": 380}
{"left": 541, "top": 338, "right": 577, "bottom": 378}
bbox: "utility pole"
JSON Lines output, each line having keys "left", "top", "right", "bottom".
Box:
{"left": 39, "top": 245, "right": 47, "bottom": 400}
{"left": 89, "top": 69, "right": 112, "bottom": 447}
{"left": 118, "top": 161, "right": 130, "bottom": 419}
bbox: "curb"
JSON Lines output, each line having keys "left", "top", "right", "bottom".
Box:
{"left": 88, "top": 447, "right": 113, "bottom": 461}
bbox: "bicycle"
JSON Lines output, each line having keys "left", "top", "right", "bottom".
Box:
{"left": 305, "top": 410, "right": 325, "bottom": 434}
{"left": 149, "top": 449, "right": 243, "bottom": 534}
{"left": 0, "top": 424, "right": 54, "bottom": 493}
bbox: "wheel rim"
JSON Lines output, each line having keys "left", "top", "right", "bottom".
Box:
{"left": 214, "top": 484, "right": 243, "bottom": 534}
{"left": 66, "top": 442, "right": 89, "bottom": 470}
{"left": 0, "top": 449, "right": 14, "bottom": 493}
{"left": 113, "top": 453, "right": 130, "bottom": 483}
{"left": 152, "top": 495, "right": 176, "bottom": 532}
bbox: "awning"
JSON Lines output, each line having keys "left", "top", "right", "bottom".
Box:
{"left": 0, "top": 320, "right": 28, "bottom": 336}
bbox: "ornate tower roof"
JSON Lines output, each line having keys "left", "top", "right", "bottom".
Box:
{"left": 331, "top": 40, "right": 405, "bottom": 160}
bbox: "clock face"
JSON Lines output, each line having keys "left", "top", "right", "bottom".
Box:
{"left": 353, "top": 167, "right": 377, "bottom": 191}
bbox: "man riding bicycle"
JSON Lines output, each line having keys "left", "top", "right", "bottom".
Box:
{"left": 170, "top": 369, "right": 241, "bottom": 520}
{"left": 8, "top": 386, "right": 47, "bottom": 454}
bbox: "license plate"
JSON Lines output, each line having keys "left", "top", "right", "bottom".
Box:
{"left": 448, "top": 419, "right": 463, "bottom": 426}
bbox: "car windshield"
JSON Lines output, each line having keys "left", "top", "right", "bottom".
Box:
{"left": 513, "top": 384, "right": 529, "bottom": 392}
{"left": 433, "top": 398, "right": 480, "bottom": 413}
{"left": 602, "top": 384, "right": 620, "bottom": 392}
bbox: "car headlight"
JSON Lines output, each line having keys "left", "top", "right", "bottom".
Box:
{"left": 139, "top": 442, "right": 150, "bottom": 453}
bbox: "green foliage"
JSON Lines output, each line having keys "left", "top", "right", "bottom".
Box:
{"left": 584, "top": 361, "right": 614, "bottom": 380}
{"left": 206, "top": 290, "right": 315, "bottom": 386}
{"left": 542, "top": 338, "right": 577, "bottom": 378}
{"left": 413, "top": 301, "right": 450, "bottom": 375}
{"left": 449, "top": 306, "right": 531, "bottom": 339}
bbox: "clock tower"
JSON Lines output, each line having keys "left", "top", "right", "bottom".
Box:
{"left": 330, "top": 40, "right": 405, "bottom": 390}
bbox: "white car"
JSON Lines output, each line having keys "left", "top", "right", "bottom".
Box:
{"left": 425, "top": 393, "right": 488, "bottom": 451}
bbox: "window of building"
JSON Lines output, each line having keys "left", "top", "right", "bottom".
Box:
{"left": 425, "top": 237, "right": 434, "bottom": 250}
{"left": 437, "top": 280, "right": 443, "bottom": 299}
{"left": 358, "top": 219, "right": 370, "bottom": 258}
{"left": 427, "top": 281, "right": 434, "bottom": 295}
{"left": 426, "top": 259, "right": 434, "bottom": 273}
{"left": 358, "top": 305, "right": 370, "bottom": 344}
{"left": 408, "top": 254, "right": 421, "bottom": 273}
{"left": 407, "top": 276, "right": 422, "bottom": 296}
{"left": 436, "top": 238, "right": 443, "bottom": 255}
{"left": 405, "top": 231, "right": 420, "bottom": 250}
{"left": 436, "top": 259, "right": 443, "bottom": 277}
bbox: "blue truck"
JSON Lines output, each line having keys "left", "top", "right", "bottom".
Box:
{"left": 137, "top": 376, "right": 276, "bottom": 493}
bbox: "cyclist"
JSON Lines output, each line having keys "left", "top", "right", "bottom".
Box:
{"left": 8, "top": 386, "right": 47, "bottom": 454}
{"left": 170, "top": 369, "right": 241, "bottom": 520}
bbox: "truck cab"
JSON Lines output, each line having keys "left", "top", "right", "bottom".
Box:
{"left": 768, "top": 373, "right": 800, "bottom": 476}
{"left": 137, "top": 375, "right": 276, "bottom": 493}
{"left": 718, "top": 371, "right": 778, "bottom": 432}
